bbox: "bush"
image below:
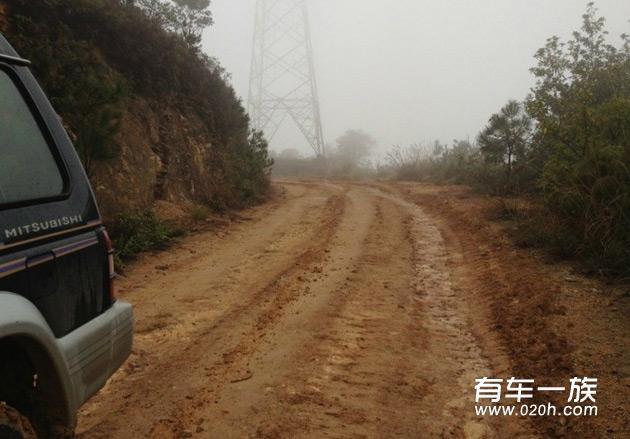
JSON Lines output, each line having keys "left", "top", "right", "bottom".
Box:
{"left": 191, "top": 205, "right": 209, "bottom": 221}
{"left": 227, "top": 130, "right": 273, "bottom": 204}
{"left": 108, "top": 211, "right": 181, "bottom": 264}
{"left": 539, "top": 144, "right": 630, "bottom": 273}
{"left": 527, "top": 3, "right": 630, "bottom": 275}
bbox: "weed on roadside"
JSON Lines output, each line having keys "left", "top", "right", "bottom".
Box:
{"left": 108, "top": 211, "right": 181, "bottom": 268}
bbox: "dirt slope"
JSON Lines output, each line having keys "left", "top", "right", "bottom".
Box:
{"left": 76, "top": 181, "right": 629, "bottom": 438}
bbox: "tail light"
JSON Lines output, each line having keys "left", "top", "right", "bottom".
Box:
{"left": 102, "top": 229, "right": 117, "bottom": 303}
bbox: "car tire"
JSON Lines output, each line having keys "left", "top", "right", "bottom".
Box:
{"left": 0, "top": 402, "right": 37, "bottom": 439}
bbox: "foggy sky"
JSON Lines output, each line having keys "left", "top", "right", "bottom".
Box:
{"left": 202, "top": 1, "right": 630, "bottom": 157}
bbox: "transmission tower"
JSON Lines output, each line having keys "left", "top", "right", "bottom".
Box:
{"left": 248, "top": 0, "right": 325, "bottom": 156}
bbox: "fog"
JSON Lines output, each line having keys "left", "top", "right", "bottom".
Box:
{"left": 202, "top": 0, "right": 630, "bottom": 157}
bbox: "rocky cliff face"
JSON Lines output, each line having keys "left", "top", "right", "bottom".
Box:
{"left": 91, "top": 98, "right": 216, "bottom": 220}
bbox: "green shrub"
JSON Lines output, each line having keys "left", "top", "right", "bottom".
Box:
{"left": 228, "top": 130, "right": 273, "bottom": 205}
{"left": 108, "top": 211, "right": 179, "bottom": 264}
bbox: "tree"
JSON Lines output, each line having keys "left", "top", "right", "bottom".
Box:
{"left": 136, "top": 0, "right": 212, "bottom": 48}
{"left": 527, "top": 2, "right": 624, "bottom": 158}
{"left": 171, "top": 0, "right": 213, "bottom": 48}
{"left": 477, "top": 100, "right": 532, "bottom": 187}
{"left": 136, "top": 0, "right": 176, "bottom": 28}
{"left": 525, "top": 2, "right": 630, "bottom": 271}
{"left": 335, "top": 129, "right": 376, "bottom": 168}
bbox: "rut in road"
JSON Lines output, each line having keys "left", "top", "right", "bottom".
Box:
{"left": 77, "top": 182, "right": 536, "bottom": 438}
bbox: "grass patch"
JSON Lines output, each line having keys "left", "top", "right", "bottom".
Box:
{"left": 191, "top": 204, "right": 210, "bottom": 221}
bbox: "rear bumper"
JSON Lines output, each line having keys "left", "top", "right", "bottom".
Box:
{"left": 57, "top": 301, "right": 134, "bottom": 411}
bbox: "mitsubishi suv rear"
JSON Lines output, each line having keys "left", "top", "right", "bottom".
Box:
{"left": 0, "top": 34, "right": 133, "bottom": 438}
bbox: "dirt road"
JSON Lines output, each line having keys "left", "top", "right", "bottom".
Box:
{"left": 76, "top": 181, "right": 629, "bottom": 438}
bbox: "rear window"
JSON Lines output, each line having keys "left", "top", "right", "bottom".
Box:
{"left": 0, "top": 68, "right": 64, "bottom": 205}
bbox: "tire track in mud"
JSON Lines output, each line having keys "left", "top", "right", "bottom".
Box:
{"left": 399, "top": 197, "right": 494, "bottom": 437}
{"left": 375, "top": 188, "right": 538, "bottom": 438}
{"left": 171, "top": 186, "right": 380, "bottom": 438}
{"left": 210, "top": 188, "right": 385, "bottom": 438}
{"left": 158, "top": 193, "right": 349, "bottom": 437}
{"left": 253, "top": 194, "right": 420, "bottom": 439}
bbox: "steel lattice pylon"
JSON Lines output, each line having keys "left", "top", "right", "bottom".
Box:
{"left": 248, "top": 0, "right": 325, "bottom": 156}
